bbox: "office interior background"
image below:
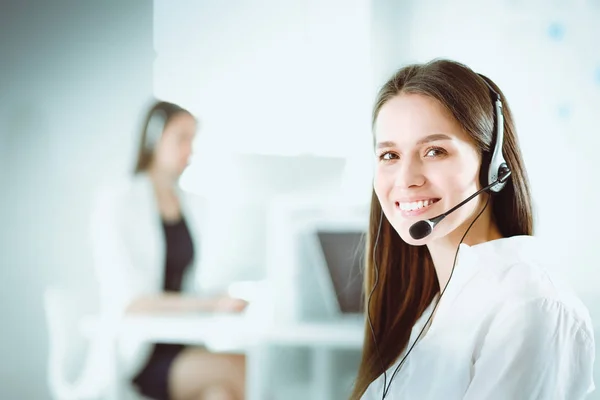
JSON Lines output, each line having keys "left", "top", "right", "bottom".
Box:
{"left": 1, "top": 0, "right": 599, "bottom": 399}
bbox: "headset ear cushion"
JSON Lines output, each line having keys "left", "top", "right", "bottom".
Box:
{"left": 479, "top": 151, "right": 492, "bottom": 187}
{"left": 145, "top": 110, "right": 167, "bottom": 150}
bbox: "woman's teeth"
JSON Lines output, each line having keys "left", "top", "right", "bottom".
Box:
{"left": 398, "top": 199, "right": 439, "bottom": 211}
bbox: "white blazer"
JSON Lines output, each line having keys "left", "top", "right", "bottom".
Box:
{"left": 89, "top": 173, "right": 209, "bottom": 382}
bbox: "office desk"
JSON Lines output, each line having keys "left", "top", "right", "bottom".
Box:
{"left": 83, "top": 314, "right": 364, "bottom": 400}
{"left": 111, "top": 313, "right": 253, "bottom": 349}
{"left": 246, "top": 319, "right": 364, "bottom": 400}
{"left": 82, "top": 312, "right": 252, "bottom": 400}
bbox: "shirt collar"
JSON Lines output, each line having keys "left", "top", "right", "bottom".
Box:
{"left": 460, "top": 234, "right": 539, "bottom": 268}
{"left": 436, "top": 235, "right": 539, "bottom": 315}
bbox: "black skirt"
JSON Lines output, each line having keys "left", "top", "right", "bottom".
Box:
{"left": 132, "top": 343, "right": 186, "bottom": 400}
{"left": 132, "top": 217, "right": 194, "bottom": 399}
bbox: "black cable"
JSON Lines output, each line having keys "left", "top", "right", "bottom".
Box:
{"left": 366, "top": 195, "right": 491, "bottom": 399}
{"left": 367, "top": 210, "right": 386, "bottom": 394}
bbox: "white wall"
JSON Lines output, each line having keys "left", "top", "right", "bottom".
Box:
{"left": 153, "top": 0, "right": 374, "bottom": 170}
{"left": 0, "top": 1, "right": 154, "bottom": 398}
{"left": 154, "top": 0, "right": 376, "bottom": 287}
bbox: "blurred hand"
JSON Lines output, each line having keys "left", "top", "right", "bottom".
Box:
{"left": 213, "top": 295, "right": 249, "bottom": 313}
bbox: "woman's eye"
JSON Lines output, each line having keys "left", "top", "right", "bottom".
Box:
{"left": 379, "top": 152, "right": 398, "bottom": 161}
{"left": 425, "top": 147, "right": 447, "bottom": 158}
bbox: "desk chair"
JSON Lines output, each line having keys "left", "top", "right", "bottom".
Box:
{"left": 43, "top": 285, "right": 151, "bottom": 400}
{"left": 44, "top": 285, "right": 105, "bottom": 399}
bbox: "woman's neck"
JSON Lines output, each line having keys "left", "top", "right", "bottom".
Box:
{"left": 148, "top": 165, "right": 177, "bottom": 193}
{"left": 426, "top": 197, "right": 502, "bottom": 291}
{"left": 148, "top": 166, "right": 182, "bottom": 222}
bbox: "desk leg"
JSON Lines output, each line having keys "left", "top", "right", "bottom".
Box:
{"left": 312, "top": 347, "right": 335, "bottom": 400}
{"left": 246, "top": 342, "right": 271, "bottom": 400}
{"left": 106, "top": 336, "right": 123, "bottom": 400}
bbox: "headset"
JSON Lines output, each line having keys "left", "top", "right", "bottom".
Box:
{"left": 144, "top": 108, "right": 167, "bottom": 151}
{"left": 368, "top": 74, "right": 512, "bottom": 399}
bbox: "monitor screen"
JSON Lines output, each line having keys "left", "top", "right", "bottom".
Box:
{"left": 316, "top": 231, "right": 365, "bottom": 314}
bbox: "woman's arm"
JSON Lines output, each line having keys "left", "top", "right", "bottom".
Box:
{"left": 91, "top": 189, "right": 248, "bottom": 317}
{"left": 90, "top": 190, "right": 149, "bottom": 319}
{"left": 126, "top": 292, "right": 248, "bottom": 314}
{"left": 463, "top": 297, "right": 595, "bottom": 400}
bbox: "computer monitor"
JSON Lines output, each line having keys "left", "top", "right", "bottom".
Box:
{"left": 300, "top": 214, "right": 368, "bottom": 320}
{"left": 317, "top": 230, "right": 365, "bottom": 314}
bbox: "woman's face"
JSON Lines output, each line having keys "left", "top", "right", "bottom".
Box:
{"left": 373, "top": 93, "right": 485, "bottom": 246}
{"left": 153, "top": 113, "right": 197, "bottom": 177}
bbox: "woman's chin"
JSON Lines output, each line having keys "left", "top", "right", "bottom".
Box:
{"left": 400, "top": 233, "right": 431, "bottom": 246}
{"left": 391, "top": 224, "right": 433, "bottom": 246}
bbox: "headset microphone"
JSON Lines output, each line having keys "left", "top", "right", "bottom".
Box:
{"left": 408, "top": 165, "right": 511, "bottom": 240}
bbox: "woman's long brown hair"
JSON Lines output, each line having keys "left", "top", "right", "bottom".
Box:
{"left": 350, "top": 59, "right": 534, "bottom": 399}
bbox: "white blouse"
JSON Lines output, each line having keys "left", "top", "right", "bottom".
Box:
{"left": 89, "top": 174, "right": 208, "bottom": 380}
{"left": 362, "top": 235, "right": 595, "bottom": 400}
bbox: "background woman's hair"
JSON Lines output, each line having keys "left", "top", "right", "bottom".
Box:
{"left": 350, "top": 58, "right": 534, "bottom": 399}
{"left": 133, "top": 100, "right": 192, "bottom": 174}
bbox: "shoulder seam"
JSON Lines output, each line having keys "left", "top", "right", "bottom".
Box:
{"left": 528, "top": 297, "right": 594, "bottom": 346}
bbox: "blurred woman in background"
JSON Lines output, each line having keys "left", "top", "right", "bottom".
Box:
{"left": 90, "top": 100, "right": 247, "bottom": 400}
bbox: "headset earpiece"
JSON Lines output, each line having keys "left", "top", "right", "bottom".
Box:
{"left": 145, "top": 109, "right": 167, "bottom": 151}
{"left": 479, "top": 76, "right": 511, "bottom": 193}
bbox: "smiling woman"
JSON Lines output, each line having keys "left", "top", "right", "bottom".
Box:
{"left": 351, "top": 59, "right": 595, "bottom": 400}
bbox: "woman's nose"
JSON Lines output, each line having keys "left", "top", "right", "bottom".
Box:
{"left": 394, "top": 160, "right": 426, "bottom": 189}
